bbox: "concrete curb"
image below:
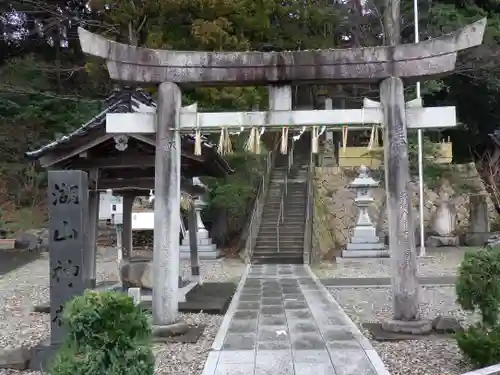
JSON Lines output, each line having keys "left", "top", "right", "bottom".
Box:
{"left": 306, "top": 265, "right": 391, "bottom": 375}
{"left": 460, "top": 364, "right": 500, "bottom": 375}
{"left": 211, "top": 264, "right": 251, "bottom": 350}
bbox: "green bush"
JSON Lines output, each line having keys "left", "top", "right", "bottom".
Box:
{"left": 49, "top": 290, "right": 154, "bottom": 375}
{"left": 456, "top": 324, "right": 500, "bottom": 367}
{"left": 456, "top": 250, "right": 500, "bottom": 326}
{"left": 455, "top": 249, "right": 500, "bottom": 367}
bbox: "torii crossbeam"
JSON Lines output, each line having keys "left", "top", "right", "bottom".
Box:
{"left": 78, "top": 19, "right": 486, "bottom": 85}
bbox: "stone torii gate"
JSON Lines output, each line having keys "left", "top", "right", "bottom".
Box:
{"left": 78, "top": 18, "right": 486, "bottom": 332}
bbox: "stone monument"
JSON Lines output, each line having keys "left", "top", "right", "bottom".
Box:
{"left": 427, "top": 192, "right": 459, "bottom": 247}
{"left": 466, "top": 194, "right": 491, "bottom": 246}
{"left": 30, "top": 170, "right": 88, "bottom": 370}
{"left": 342, "top": 166, "right": 388, "bottom": 258}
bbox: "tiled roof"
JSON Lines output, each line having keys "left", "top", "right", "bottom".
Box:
{"left": 25, "top": 88, "right": 232, "bottom": 173}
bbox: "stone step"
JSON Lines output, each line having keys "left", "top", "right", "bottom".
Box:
{"left": 251, "top": 255, "right": 303, "bottom": 264}
{"left": 258, "top": 230, "right": 305, "bottom": 236}
{"left": 259, "top": 223, "right": 305, "bottom": 229}
{"left": 256, "top": 241, "right": 304, "bottom": 247}
{"left": 254, "top": 246, "right": 304, "bottom": 252}
{"left": 259, "top": 224, "right": 305, "bottom": 230}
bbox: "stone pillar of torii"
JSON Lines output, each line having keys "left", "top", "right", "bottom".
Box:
{"left": 77, "top": 17, "right": 486, "bottom": 333}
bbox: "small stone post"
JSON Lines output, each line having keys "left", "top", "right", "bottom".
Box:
{"left": 188, "top": 203, "right": 201, "bottom": 283}
{"left": 380, "top": 77, "right": 431, "bottom": 333}
{"left": 85, "top": 168, "right": 99, "bottom": 288}
{"left": 153, "top": 81, "right": 182, "bottom": 326}
{"left": 122, "top": 194, "right": 134, "bottom": 260}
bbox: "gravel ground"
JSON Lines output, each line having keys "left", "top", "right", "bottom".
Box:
{"left": 313, "top": 247, "right": 479, "bottom": 278}
{"left": 329, "top": 285, "right": 479, "bottom": 375}
{"left": 0, "top": 247, "right": 245, "bottom": 375}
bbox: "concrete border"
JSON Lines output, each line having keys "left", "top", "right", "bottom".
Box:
{"left": 461, "top": 364, "right": 500, "bottom": 375}
{"left": 305, "top": 265, "right": 391, "bottom": 375}
{"left": 211, "top": 264, "right": 251, "bottom": 350}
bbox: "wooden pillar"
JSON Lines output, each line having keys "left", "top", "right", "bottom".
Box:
{"left": 85, "top": 168, "right": 99, "bottom": 289}
{"left": 122, "top": 194, "right": 134, "bottom": 261}
{"left": 153, "top": 81, "right": 182, "bottom": 326}
{"left": 188, "top": 203, "right": 201, "bottom": 282}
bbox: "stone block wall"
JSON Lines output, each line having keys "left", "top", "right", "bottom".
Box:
{"left": 312, "top": 163, "right": 497, "bottom": 261}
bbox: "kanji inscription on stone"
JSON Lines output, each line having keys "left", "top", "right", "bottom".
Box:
{"left": 48, "top": 170, "right": 88, "bottom": 344}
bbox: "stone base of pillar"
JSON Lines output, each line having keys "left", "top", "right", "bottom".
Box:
{"left": 180, "top": 230, "right": 219, "bottom": 260}
{"left": 426, "top": 235, "right": 459, "bottom": 247}
{"left": 381, "top": 319, "right": 432, "bottom": 335}
{"left": 342, "top": 224, "right": 388, "bottom": 258}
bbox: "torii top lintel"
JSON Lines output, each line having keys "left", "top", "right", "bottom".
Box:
{"left": 78, "top": 18, "right": 486, "bottom": 87}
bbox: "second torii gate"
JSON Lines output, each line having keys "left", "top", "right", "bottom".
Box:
{"left": 77, "top": 18, "right": 486, "bottom": 333}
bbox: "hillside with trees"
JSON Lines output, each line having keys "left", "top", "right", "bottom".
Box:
{"left": 1, "top": 0, "right": 499, "bottom": 242}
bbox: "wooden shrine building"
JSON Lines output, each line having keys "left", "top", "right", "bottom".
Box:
{"left": 25, "top": 87, "right": 233, "bottom": 288}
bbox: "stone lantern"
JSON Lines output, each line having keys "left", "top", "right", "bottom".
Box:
{"left": 342, "top": 165, "right": 388, "bottom": 258}
{"left": 179, "top": 177, "right": 218, "bottom": 260}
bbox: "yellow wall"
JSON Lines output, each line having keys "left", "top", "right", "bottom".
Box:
{"left": 336, "top": 142, "right": 452, "bottom": 167}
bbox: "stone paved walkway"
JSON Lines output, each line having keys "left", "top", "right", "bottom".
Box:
{"left": 202, "top": 264, "right": 389, "bottom": 375}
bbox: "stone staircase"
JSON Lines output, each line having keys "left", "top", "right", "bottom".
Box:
{"left": 251, "top": 150, "right": 309, "bottom": 264}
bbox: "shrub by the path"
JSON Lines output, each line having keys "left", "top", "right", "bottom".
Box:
{"left": 50, "top": 290, "right": 154, "bottom": 375}
{"left": 456, "top": 249, "right": 500, "bottom": 367}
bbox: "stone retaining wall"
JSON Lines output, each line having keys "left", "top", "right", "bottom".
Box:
{"left": 312, "top": 163, "right": 497, "bottom": 261}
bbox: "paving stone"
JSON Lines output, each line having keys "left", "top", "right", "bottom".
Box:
{"left": 284, "top": 300, "right": 308, "bottom": 310}
{"left": 327, "top": 341, "right": 362, "bottom": 350}
{"left": 258, "top": 341, "right": 291, "bottom": 350}
{"left": 280, "top": 280, "right": 299, "bottom": 286}
{"left": 282, "top": 289, "right": 302, "bottom": 295}
{"left": 328, "top": 349, "right": 377, "bottom": 375}
{"left": 218, "top": 350, "right": 255, "bottom": 364}
{"left": 300, "top": 285, "right": 321, "bottom": 291}
{"left": 237, "top": 301, "right": 260, "bottom": 310}
{"left": 240, "top": 294, "right": 261, "bottom": 302}
{"left": 242, "top": 286, "right": 262, "bottom": 293}
{"left": 260, "top": 306, "right": 285, "bottom": 315}
{"left": 292, "top": 349, "right": 331, "bottom": 363}
{"left": 263, "top": 280, "right": 281, "bottom": 286}
{"left": 223, "top": 333, "right": 257, "bottom": 350}
{"left": 228, "top": 320, "right": 258, "bottom": 334}
{"left": 262, "top": 291, "right": 283, "bottom": 298}
{"left": 291, "top": 333, "right": 326, "bottom": 350}
{"left": 314, "top": 314, "right": 348, "bottom": 326}
{"left": 245, "top": 280, "right": 262, "bottom": 287}
{"left": 255, "top": 350, "right": 294, "bottom": 375}
{"left": 288, "top": 320, "right": 319, "bottom": 334}
{"left": 214, "top": 363, "right": 255, "bottom": 375}
{"left": 233, "top": 310, "right": 258, "bottom": 320}
{"left": 260, "top": 315, "right": 287, "bottom": 326}
{"left": 286, "top": 309, "right": 313, "bottom": 320}
{"left": 283, "top": 295, "right": 305, "bottom": 302}
{"left": 294, "top": 362, "right": 336, "bottom": 375}
{"left": 261, "top": 297, "right": 283, "bottom": 306}
{"left": 321, "top": 327, "right": 356, "bottom": 341}
{"left": 258, "top": 326, "right": 289, "bottom": 342}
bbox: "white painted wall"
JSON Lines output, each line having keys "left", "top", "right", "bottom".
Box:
{"left": 99, "top": 193, "right": 123, "bottom": 221}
